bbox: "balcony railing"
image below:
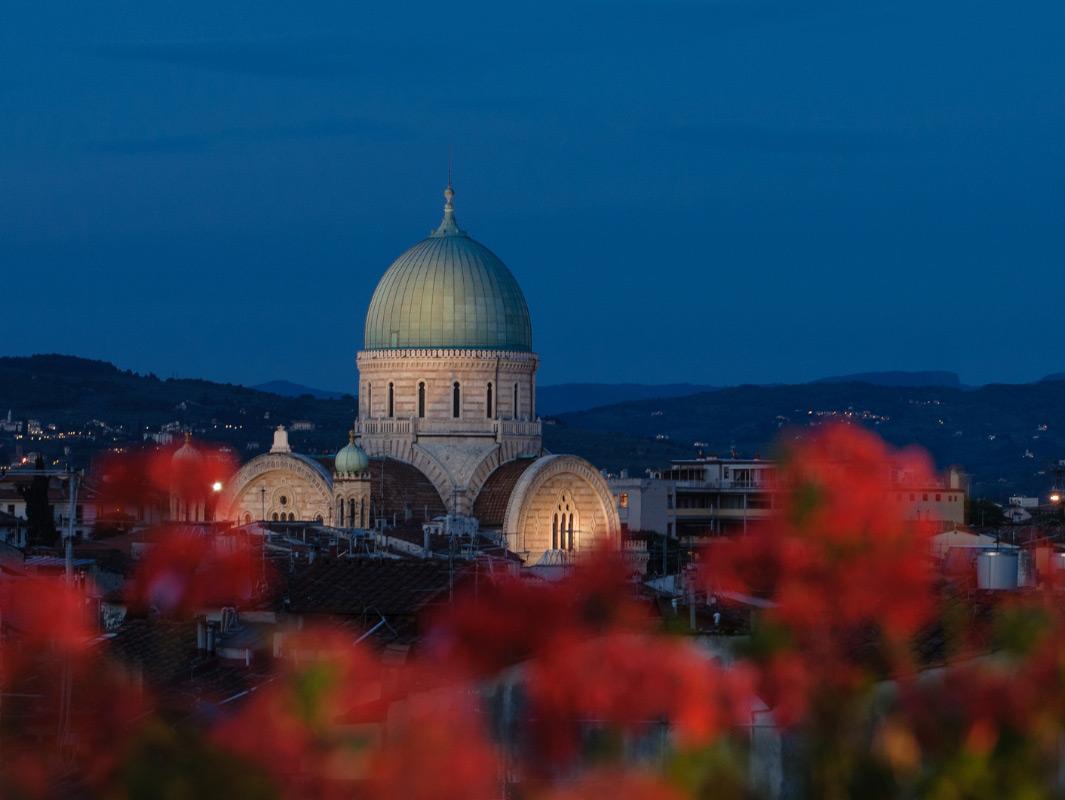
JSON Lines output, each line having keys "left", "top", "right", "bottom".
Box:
{"left": 357, "top": 417, "right": 542, "bottom": 440}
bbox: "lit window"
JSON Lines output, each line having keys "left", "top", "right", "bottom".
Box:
{"left": 619, "top": 492, "right": 629, "bottom": 509}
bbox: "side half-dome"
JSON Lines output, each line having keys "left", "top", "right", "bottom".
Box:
{"left": 172, "top": 432, "right": 203, "bottom": 464}
{"left": 363, "top": 186, "right": 532, "bottom": 352}
{"left": 334, "top": 431, "right": 369, "bottom": 476}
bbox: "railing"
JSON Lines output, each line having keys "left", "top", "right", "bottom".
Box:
{"left": 499, "top": 419, "right": 542, "bottom": 438}
{"left": 672, "top": 479, "right": 780, "bottom": 491}
{"left": 357, "top": 419, "right": 412, "bottom": 436}
{"left": 357, "top": 417, "right": 542, "bottom": 440}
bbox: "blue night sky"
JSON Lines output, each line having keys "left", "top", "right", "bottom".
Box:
{"left": 4, "top": 0, "right": 1063, "bottom": 391}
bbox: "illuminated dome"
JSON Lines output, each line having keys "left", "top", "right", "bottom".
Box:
{"left": 363, "top": 186, "right": 532, "bottom": 352}
{"left": 334, "top": 430, "right": 369, "bottom": 476}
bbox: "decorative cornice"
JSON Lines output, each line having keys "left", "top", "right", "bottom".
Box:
{"left": 358, "top": 348, "right": 539, "bottom": 365}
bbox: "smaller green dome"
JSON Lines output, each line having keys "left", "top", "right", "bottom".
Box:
{"left": 335, "top": 430, "right": 369, "bottom": 476}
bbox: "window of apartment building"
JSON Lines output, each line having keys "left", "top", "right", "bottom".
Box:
{"left": 618, "top": 492, "right": 629, "bottom": 509}
{"left": 935, "top": 494, "right": 941, "bottom": 502}
{"left": 667, "top": 493, "right": 674, "bottom": 509}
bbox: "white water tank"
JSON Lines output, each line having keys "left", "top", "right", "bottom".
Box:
{"left": 977, "top": 550, "right": 1019, "bottom": 591}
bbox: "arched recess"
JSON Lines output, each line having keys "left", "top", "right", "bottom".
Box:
{"left": 501, "top": 454, "right": 621, "bottom": 563}
{"left": 217, "top": 452, "right": 334, "bottom": 523}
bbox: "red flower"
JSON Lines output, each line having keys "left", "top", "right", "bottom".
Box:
{"left": 364, "top": 693, "right": 501, "bottom": 800}
{"left": 544, "top": 769, "right": 687, "bottom": 800}
{"left": 430, "top": 549, "right": 649, "bottom": 679}
{"left": 126, "top": 529, "right": 262, "bottom": 616}
{"left": 211, "top": 626, "right": 385, "bottom": 794}
{"left": 527, "top": 632, "right": 752, "bottom": 759}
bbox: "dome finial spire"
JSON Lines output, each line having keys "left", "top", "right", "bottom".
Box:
{"left": 432, "top": 157, "right": 465, "bottom": 237}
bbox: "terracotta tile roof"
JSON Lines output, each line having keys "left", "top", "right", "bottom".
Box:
{"left": 472, "top": 458, "right": 537, "bottom": 527}
{"left": 108, "top": 618, "right": 269, "bottom": 703}
{"left": 368, "top": 458, "right": 446, "bottom": 525}
{"left": 285, "top": 558, "right": 465, "bottom": 618}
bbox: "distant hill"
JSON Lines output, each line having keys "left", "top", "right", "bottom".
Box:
{"left": 252, "top": 380, "right": 349, "bottom": 400}
{"left": 536, "top": 383, "right": 716, "bottom": 416}
{"left": 813, "top": 370, "right": 964, "bottom": 389}
{"left": 0, "top": 355, "right": 357, "bottom": 462}
{"left": 5, "top": 354, "right": 1065, "bottom": 499}
{"left": 557, "top": 381, "right": 1065, "bottom": 497}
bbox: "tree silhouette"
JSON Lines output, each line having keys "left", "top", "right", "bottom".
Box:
{"left": 18, "top": 456, "right": 58, "bottom": 548}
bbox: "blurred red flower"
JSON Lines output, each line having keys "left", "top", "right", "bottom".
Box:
{"left": 544, "top": 769, "right": 687, "bottom": 800}
{"left": 364, "top": 692, "right": 502, "bottom": 800}
{"left": 126, "top": 529, "right": 262, "bottom": 616}
{"left": 527, "top": 632, "right": 753, "bottom": 759}
{"left": 430, "top": 549, "right": 649, "bottom": 679}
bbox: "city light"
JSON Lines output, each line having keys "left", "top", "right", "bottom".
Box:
{"left": 1051, "top": 492, "right": 1061, "bottom": 504}
{"left": 212, "top": 481, "right": 223, "bottom": 493}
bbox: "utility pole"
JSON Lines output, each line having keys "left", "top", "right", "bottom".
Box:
{"left": 64, "top": 468, "right": 80, "bottom": 581}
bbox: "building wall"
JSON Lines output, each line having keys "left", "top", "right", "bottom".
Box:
{"left": 609, "top": 477, "right": 674, "bottom": 536}
{"left": 357, "top": 348, "right": 539, "bottom": 422}
{"left": 503, "top": 455, "right": 621, "bottom": 563}
{"left": 334, "top": 475, "right": 371, "bottom": 528}
{"left": 218, "top": 455, "right": 334, "bottom": 525}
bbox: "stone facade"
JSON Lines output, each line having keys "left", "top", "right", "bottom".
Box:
{"left": 501, "top": 455, "right": 621, "bottom": 563}
{"left": 356, "top": 347, "right": 542, "bottom": 514}
{"left": 334, "top": 471, "right": 371, "bottom": 528}
{"left": 217, "top": 452, "right": 334, "bottom": 525}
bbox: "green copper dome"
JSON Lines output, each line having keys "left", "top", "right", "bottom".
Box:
{"left": 335, "top": 431, "right": 369, "bottom": 476}
{"left": 363, "top": 186, "right": 533, "bottom": 352}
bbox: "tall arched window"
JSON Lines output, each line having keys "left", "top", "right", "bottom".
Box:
{"left": 336, "top": 497, "right": 344, "bottom": 526}
{"left": 552, "top": 514, "right": 559, "bottom": 550}
{"left": 387, "top": 382, "right": 394, "bottom": 418}
{"left": 417, "top": 382, "right": 426, "bottom": 418}
{"left": 367, "top": 384, "right": 373, "bottom": 417}
{"left": 486, "top": 382, "right": 494, "bottom": 419}
{"left": 452, "top": 382, "right": 461, "bottom": 418}
{"left": 348, "top": 498, "right": 356, "bottom": 525}
{"left": 556, "top": 494, "right": 577, "bottom": 551}
{"left": 359, "top": 498, "right": 366, "bottom": 528}
{"left": 513, "top": 383, "right": 519, "bottom": 419}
